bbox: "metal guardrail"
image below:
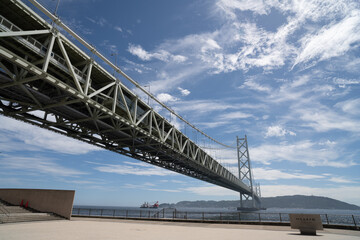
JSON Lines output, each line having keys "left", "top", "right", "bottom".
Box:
{"left": 72, "top": 208, "right": 359, "bottom": 229}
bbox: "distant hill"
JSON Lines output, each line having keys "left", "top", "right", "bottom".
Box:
{"left": 159, "top": 195, "right": 360, "bottom": 210}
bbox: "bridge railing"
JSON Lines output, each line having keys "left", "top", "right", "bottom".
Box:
{"left": 71, "top": 207, "right": 359, "bottom": 229}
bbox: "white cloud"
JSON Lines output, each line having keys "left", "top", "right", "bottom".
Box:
{"left": 216, "top": 0, "right": 270, "bottom": 17}
{"left": 128, "top": 44, "right": 153, "bottom": 61}
{"left": 335, "top": 98, "right": 360, "bottom": 115}
{"left": 333, "top": 78, "right": 360, "bottom": 86}
{"left": 265, "top": 125, "right": 296, "bottom": 138}
{"left": 0, "top": 116, "right": 101, "bottom": 155}
{"left": 128, "top": 44, "right": 187, "bottom": 63}
{"left": 178, "top": 87, "right": 191, "bottom": 96}
{"left": 147, "top": 188, "right": 181, "bottom": 193}
{"left": 239, "top": 79, "right": 272, "bottom": 93}
{"left": 220, "top": 111, "right": 253, "bottom": 120}
{"left": 0, "top": 155, "right": 86, "bottom": 177}
{"left": 251, "top": 140, "right": 354, "bottom": 167}
{"left": 253, "top": 168, "right": 323, "bottom": 181}
{"left": 294, "top": 10, "right": 360, "bottom": 67}
{"left": 114, "top": 26, "right": 122, "bottom": 32}
{"left": 156, "top": 93, "right": 178, "bottom": 103}
{"left": 90, "top": 161, "right": 177, "bottom": 176}
{"left": 328, "top": 177, "right": 355, "bottom": 184}
{"left": 318, "top": 140, "right": 336, "bottom": 146}
{"left": 172, "top": 55, "right": 188, "bottom": 63}
{"left": 174, "top": 99, "right": 235, "bottom": 114}
{"left": 297, "top": 107, "right": 360, "bottom": 132}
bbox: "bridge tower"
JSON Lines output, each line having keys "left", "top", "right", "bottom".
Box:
{"left": 237, "top": 135, "right": 261, "bottom": 209}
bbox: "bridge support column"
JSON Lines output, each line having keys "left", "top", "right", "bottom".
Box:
{"left": 237, "top": 135, "right": 260, "bottom": 209}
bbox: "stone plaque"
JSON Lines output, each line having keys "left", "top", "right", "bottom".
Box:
{"left": 289, "top": 214, "right": 323, "bottom": 235}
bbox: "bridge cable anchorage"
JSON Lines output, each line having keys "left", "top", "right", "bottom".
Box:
{"left": 27, "top": 0, "right": 236, "bottom": 149}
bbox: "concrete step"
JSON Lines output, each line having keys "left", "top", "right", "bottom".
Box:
{"left": 1, "top": 206, "right": 30, "bottom": 213}
{"left": 0, "top": 213, "right": 63, "bottom": 223}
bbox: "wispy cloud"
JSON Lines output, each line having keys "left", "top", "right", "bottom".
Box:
{"left": 294, "top": 10, "right": 360, "bottom": 67}
{"left": 328, "top": 177, "right": 356, "bottom": 184}
{"left": 239, "top": 79, "right": 272, "bottom": 93}
{"left": 296, "top": 106, "right": 360, "bottom": 133}
{"left": 0, "top": 116, "right": 101, "bottom": 155}
{"left": 128, "top": 44, "right": 187, "bottom": 63}
{"left": 335, "top": 98, "right": 360, "bottom": 115}
{"left": 86, "top": 17, "right": 108, "bottom": 27}
{"left": 89, "top": 161, "right": 178, "bottom": 176}
{"left": 0, "top": 155, "right": 86, "bottom": 177}
{"left": 253, "top": 167, "right": 324, "bottom": 181}
{"left": 251, "top": 140, "right": 355, "bottom": 167}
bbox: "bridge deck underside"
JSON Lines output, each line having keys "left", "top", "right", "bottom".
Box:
{"left": 0, "top": 0, "right": 258, "bottom": 200}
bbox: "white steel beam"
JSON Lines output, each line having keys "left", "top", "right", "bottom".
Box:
{"left": 0, "top": 29, "right": 50, "bottom": 37}
{"left": 88, "top": 81, "right": 115, "bottom": 98}
{"left": 112, "top": 82, "right": 118, "bottom": 113}
{"left": 42, "top": 33, "right": 56, "bottom": 72}
{"left": 84, "top": 61, "right": 93, "bottom": 95}
{"left": 56, "top": 36, "right": 84, "bottom": 94}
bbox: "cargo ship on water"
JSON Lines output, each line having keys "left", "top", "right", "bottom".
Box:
{"left": 140, "top": 201, "right": 159, "bottom": 208}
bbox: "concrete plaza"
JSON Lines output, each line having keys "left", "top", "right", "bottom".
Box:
{"left": 0, "top": 217, "right": 359, "bottom": 240}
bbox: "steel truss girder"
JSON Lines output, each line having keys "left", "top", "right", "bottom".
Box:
{"left": 0, "top": 4, "right": 255, "bottom": 195}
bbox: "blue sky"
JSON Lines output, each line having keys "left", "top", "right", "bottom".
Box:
{"left": 1, "top": 0, "right": 360, "bottom": 207}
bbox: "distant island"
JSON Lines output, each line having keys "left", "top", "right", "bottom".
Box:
{"left": 159, "top": 195, "right": 360, "bottom": 210}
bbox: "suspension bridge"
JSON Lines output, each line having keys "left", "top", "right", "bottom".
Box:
{"left": 0, "top": 0, "right": 260, "bottom": 207}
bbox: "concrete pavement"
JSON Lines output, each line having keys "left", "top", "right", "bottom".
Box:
{"left": 0, "top": 217, "right": 359, "bottom": 240}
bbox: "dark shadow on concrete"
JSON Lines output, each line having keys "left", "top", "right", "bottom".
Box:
{"left": 288, "top": 233, "right": 323, "bottom": 237}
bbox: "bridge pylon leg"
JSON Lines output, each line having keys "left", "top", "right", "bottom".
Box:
{"left": 237, "top": 135, "right": 260, "bottom": 209}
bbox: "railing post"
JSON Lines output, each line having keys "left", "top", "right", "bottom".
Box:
{"left": 238, "top": 212, "right": 241, "bottom": 222}
{"left": 174, "top": 209, "right": 177, "bottom": 219}
{"left": 202, "top": 212, "right": 204, "bottom": 221}
{"left": 163, "top": 208, "right": 165, "bottom": 218}
{"left": 352, "top": 215, "right": 357, "bottom": 227}
{"left": 279, "top": 213, "right": 282, "bottom": 223}
{"left": 258, "top": 213, "right": 261, "bottom": 223}
{"left": 325, "top": 214, "right": 329, "bottom": 225}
